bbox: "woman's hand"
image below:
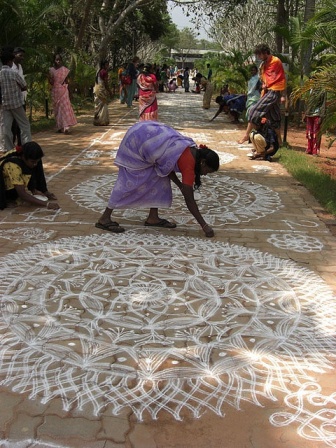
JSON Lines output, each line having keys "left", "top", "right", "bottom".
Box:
{"left": 202, "top": 224, "right": 214, "bottom": 238}
{"left": 47, "top": 202, "right": 60, "bottom": 210}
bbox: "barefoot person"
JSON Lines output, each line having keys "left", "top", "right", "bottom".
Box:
{"left": 95, "top": 121, "right": 219, "bottom": 237}
{"left": 238, "top": 44, "right": 286, "bottom": 145}
{"left": 0, "top": 142, "right": 59, "bottom": 210}
{"left": 48, "top": 54, "right": 77, "bottom": 134}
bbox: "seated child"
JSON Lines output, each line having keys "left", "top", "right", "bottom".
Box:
{"left": 248, "top": 117, "right": 279, "bottom": 161}
{"left": 168, "top": 78, "right": 178, "bottom": 93}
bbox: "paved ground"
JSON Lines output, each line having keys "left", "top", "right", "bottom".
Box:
{"left": 0, "top": 91, "right": 335, "bottom": 448}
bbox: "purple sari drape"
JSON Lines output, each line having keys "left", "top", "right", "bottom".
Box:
{"left": 108, "top": 121, "right": 195, "bottom": 209}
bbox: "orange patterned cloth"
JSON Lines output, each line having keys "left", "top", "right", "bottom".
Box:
{"left": 260, "top": 55, "right": 286, "bottom": 92}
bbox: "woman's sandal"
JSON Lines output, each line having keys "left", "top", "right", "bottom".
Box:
{"left": 95, "top": 222, "right": 125, "bottom": 233}
{"left": 144, "top": 219, "right": 176, "bottom": 228}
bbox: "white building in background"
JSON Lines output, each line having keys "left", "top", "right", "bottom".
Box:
{"left": 170, "top": 49, "right": 227, "bottom": 69}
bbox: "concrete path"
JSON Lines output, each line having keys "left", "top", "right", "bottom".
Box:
{"left": 0, "top": 90, "right": 335, "bottom": 448}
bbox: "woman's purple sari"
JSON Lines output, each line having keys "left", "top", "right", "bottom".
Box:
{"left": 108, "top": 121, "right": 195, "bottom": 209}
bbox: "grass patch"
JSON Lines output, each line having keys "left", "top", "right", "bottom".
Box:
{"left": 30, "top": 99, "right": 94, "bottom": 134}
{"left": 278, "top": 147, "right": 336, "bottom": 216}
{"left": 31, "top": 117, "right": 56, "bottom": 133}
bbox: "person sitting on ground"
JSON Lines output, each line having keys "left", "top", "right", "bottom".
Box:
{"left": 95, "top": 121, "right": 219, "bottom": 237}
{"left": 247, "top": 116, "right": 279, "bottom": 161}
{"left": 168, "top": 78, "right": 178, "bottom": 93}
{"left": 0, "top": 142, "right": 59, "bottom": 210}
{"left": 210, "top": 94, "right": 247, "bottom": 123}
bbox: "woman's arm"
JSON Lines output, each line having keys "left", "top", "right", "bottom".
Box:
{"left": 179, "top": 182, "right": 214, "bottom": 237}
{"left": 14, "top": 184, "right": 60, "bottom": 210}
{"left": 210, "top": 104, "right": 224, "bottom": 121}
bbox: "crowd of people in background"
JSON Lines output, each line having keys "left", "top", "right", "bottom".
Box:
{"left": 0, "top": 42, "right": 326, "bottom": 216}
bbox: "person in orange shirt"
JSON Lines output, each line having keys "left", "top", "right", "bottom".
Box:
{"left": 238, "top": 44, "right": 286, "bottom": 145}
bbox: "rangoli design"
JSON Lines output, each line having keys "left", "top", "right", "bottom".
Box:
{"left": 0, "top": 232, "right": 335, "bottom": 442}
{"left": 66, "top": 173, "right": 282, "bottom": 226}
{"left": 0, "top": 227, "right": 56, "bottom": 244}
{"left": 270, "top": 383, "right": 336, "bottom": 447}
{"left": 267, "top": 233, "right": 324, "bottom": 252}
{"left": 0, "top": 441, "right": 67, "bottom": 448}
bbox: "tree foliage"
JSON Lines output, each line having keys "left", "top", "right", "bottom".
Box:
{"left": 209, "top": 0, "right": 276, "bottom": 54}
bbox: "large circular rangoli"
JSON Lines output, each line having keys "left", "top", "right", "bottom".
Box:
{"left": 67, "top": 174, "right": 282, "bottom": 226}
{"left": 0, "top": 232, "right": 335, "bottom": 429}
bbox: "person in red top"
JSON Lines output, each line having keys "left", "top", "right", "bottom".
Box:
{"left": 238, "top": 44, "right": 286, "bottom": 145}
{"left": 95, "top": 121, "right": 219, "bottom": 237}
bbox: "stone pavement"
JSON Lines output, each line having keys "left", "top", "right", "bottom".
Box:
{"left": 0, "top": 90, "right": 335, "bottom": 448}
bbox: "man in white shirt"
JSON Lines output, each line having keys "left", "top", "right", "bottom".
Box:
{"left": 0, "top": 49, "right": 31, "bottom": 150}
{"left": 11, "top": 47, "right": 27, "bottom": 146}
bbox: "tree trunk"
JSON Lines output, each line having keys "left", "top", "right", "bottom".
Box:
{"left": 75, "top": 0, "right": 95, "bottom": 51}
{"left": 276, "top": 0, "right": 287, "bottom": 53}
{"left": 302, "top": 0, "right": 316, "bottom": 76}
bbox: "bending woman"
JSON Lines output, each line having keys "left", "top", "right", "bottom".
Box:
{"left": 96, "top": 121, "right": 219, "bottom": 237}
{"left": 93, "top": 60, "right": 112, "bottom": 126}
{"left": 0, "top": 142, "right": 59, "bottom": 210}
{"left": 137, "top": 64, "right": 158, "bottom": 121}
{"left": 49, "top": 54, "right": 77, "bottom": 134}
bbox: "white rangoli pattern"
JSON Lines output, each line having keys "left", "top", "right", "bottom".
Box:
{"left": 66, "top": 173, "right": 282, "bottom": 226}
{"left": 268, "top": 233, "right": 324, "bottom": 252}
{"left": 20, "top": 208, "right": 68, "bottom": 222}
{"left": 0, "top": 441, "right": 68, "bottom": 448}
{"left": 251, "top": 164, "right": 275, "bottom": 173}
{"left": 76, "top": 160, "right": 99, "bottom": 165}
{"left": 0, "top": 232, "right": 335, "bottom": 437}
{"left": 85, "top": 150, "right": 104, "bottom": 158}
{"left": 0, "top": 227, "right": 56, "bottom": 244}
{"left": 270, "top": 383, "right": 336, "bottom": 447}
{"left": 218, "top": 152, "right": 237, "bottom": 165}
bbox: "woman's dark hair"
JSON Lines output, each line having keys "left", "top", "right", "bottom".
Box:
{"left": 99, "top": 59, "right": 109, "bottom": 69}
{"left": 194, "top": 145, "right": 219, "bottom": 189}
{"left": 54, "top": 53, "right": 62, "bottom": 62}
{"left": 96, "top": 60, "right": 109, "bottom": 83}
{"left": 22, "top": 142, "right": 44, "bottom": 160}
{"left": 144, "top": 63, "right": 152, "bottom": 73}
{"left": 254, "top": 44, "right": 271, "bottom": 55}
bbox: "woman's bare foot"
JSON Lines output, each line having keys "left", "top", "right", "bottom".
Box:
{"left": 238, "top": 136, "right": 249, "bottom": 144}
